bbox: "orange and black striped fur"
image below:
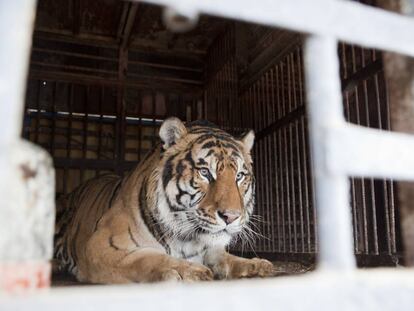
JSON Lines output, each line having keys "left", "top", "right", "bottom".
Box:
{"left": 54, "top": 118, "right": 274, "bottom": 283}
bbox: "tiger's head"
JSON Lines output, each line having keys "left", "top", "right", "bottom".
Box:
{"left": 157, "top": 117, "right": 255, "bottom": 247}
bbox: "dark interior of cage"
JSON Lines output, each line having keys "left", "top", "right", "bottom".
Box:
{"left": 23, "top": 1, "right": 403, "bottom": 284}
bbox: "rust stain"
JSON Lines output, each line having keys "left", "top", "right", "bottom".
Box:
{"left": 20, "top": 164, "right": 37, "bottom": 180}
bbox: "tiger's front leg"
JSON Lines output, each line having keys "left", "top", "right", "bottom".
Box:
{"left": 204, "top": 248, "right": 274, "bottom": 280}
{"left": 121, "top": 251, "right": 214, "bottom": 283}
{"left": 81, "top": 228, "right": 213, "bottom": 283}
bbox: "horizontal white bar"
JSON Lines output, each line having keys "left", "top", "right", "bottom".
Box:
{"left": 2, "top": 270, "right": 414, "bottom": 311}
{"left": 327, "top": 124, "right": 414, "bottom": 180}
{"left": 140, "top": 0, "right": 414, "bottom": 57}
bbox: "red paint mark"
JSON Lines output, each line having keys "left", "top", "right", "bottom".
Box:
{"left": 0, "top": 262, "right": 51, "bottom": 293}
{"left": 36, "top": 268, "right": 50, "bottom": 288}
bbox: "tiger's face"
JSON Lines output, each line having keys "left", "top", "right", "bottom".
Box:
{"left": 158, "top": 118, "right": 255, "bottom": 247}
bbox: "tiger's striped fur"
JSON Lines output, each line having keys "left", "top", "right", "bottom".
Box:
{"left": 54, "top": 118, "right": 274, "bottom": 283}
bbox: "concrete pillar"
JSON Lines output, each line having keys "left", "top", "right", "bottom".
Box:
{"left": 0, "top": 140, "right": 55, "bottom": 293}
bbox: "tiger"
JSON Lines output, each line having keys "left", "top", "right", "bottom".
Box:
{"left": 53, "top": 117, "right": 274, "bottom": 283}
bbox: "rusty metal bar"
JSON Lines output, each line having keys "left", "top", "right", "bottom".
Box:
{"left": 62, "top": 85, "right": 71, "bottom": 194}
{"left": 262, "top": 73, "right": 272, "bottom": 250}
{"left": 361, "top": 50, "right": 379, "bottom": 255}
{"left": 137, "top": 91, "right": 143, "bottom": 162}
{"left": 382, "top": 71, "right": 397, "bottom": 254}
{"left": 254, "top": 81, "right": 265, "bottom": 250}
{"left": 51, "top": 82, "right": 57, "bottom": 157}
{"left": 371, "top": 50, "right": 392, "bottom": 254}
{"left": 296, "top": 47, "right": 312, "bottom": 253}
{"left": 120, "top": 3, "right": 139, "bottom": 51}
{"left": 35, "top": 81, "right": 41, "bottom": 145}
{"left": 218, "top": 38, "right": 223, "bottom": 126}
{"left": 275, "top": 64, "right": 286, "bottom": 253}
{"left": 307, "top": 79, "right": 318, "bottom": 254}
{"left": 215, "top": 81, "right": 219, "bottom": 125}
{"left": 248, "top": 85, "right": 254, "bottom": 130}
{"left": 280, "top": 61, "right": 293, "bottom": 253}
{"left": 264, "top": 71, "right": 275, "bottom": 251}
{"left": 228, "top": 60, "right": 233, "bottom": 129}
{"left": 224, "top": 61, "right": 228, "bottom": 128}
{"left": 295, "top": 119, "right": 305, "bottom": 252}
{"left": 350, "top": 45, "right": 369, "bottom": 255}
{"left": 81, "top": 86, "right": 89, "bottom": 182}
{"left": 292, "top": 50, "right": 303, "bottom": 253}
{"left": 378, "top": 0, "right": 414, "bottom": 266}
{"left": 256, "top": 80, "right": 263, "bottom": 250}
{"left": 239, "top": 92, "right": 245, "bottom": 130}
{"left": 287, "top": 55, "right": 298, "bottom": 252}
{"left": 260, "top": 76, "right": 267, "bottom": 250}
{"left": 377, "top": 69, "right": 394, "bottom": 254}
{"left": 116, "top": 47, "right": 128, "bottom": 175}
{"left": 269, "top": 67, "right": 281, "bottom": 252}
{"left": 257, "top": 79, "right": 263, "bottom": 249}
{"left": 223, "top": 40, "right": 228, "bottom": 128}
{"left": 389, "top": 182, "right": 397, "bottom": 254}
{"left": 289, "top": 123, "right": 298, "bottom": 252}
{"left": 232, "top": 58, "right": 238, "bottom": 128}
{"left": 97, "top": 86, "right": 104, "bottom": 175}
{"left": 300, "top": 115, "right": 311, "bottom": 252}
{"left": 67, "top": 85, "right": 74, "bottom": 192}
{"left": 305, "top": 63, "right": 317, "bottom": 259}
{"left": 152, "top": 91, "right": 157, "bottom": 148}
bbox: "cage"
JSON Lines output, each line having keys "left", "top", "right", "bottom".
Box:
{"left": 18, "top": 0, "right": 405, "bottom": 286}
{"left": 4, "top": 0, "right": 414, "bottom": 305}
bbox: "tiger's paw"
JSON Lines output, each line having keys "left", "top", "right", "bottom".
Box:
{"left": 229, "top": 257, "right": 275, "bottom": 279}
{"left": 177, "top": 262, "right": 214, "bottom": 282}
{"left": 160, "top": 262, "right": 214, "bottom": 282}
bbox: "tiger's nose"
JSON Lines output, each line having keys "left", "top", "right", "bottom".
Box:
{"left": 217, "top": 210, "right": 241, "bottom": 225}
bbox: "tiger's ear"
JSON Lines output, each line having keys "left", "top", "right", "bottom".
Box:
{"left": 159, "top": 117, "right": 187, "bottom": 149}
{"left": 240, "top": 130, "right": 255, "bottom": 152}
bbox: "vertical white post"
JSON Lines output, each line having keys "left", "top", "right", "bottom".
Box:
{"left": 0, "top": 0, "right": 37, "bottom": 144}
{"left": 0, "top": 0, "right": 56, "bottom": 292}
{"left": 304, "top": 35, "right": 356, "bottom": 270}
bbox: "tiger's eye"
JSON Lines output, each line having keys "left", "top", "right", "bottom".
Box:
{"left": 200, "top": 168, "right": 210, "bottom": 177}
{"left": 236, "top": 172, "right": 245, "bottom": 181}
